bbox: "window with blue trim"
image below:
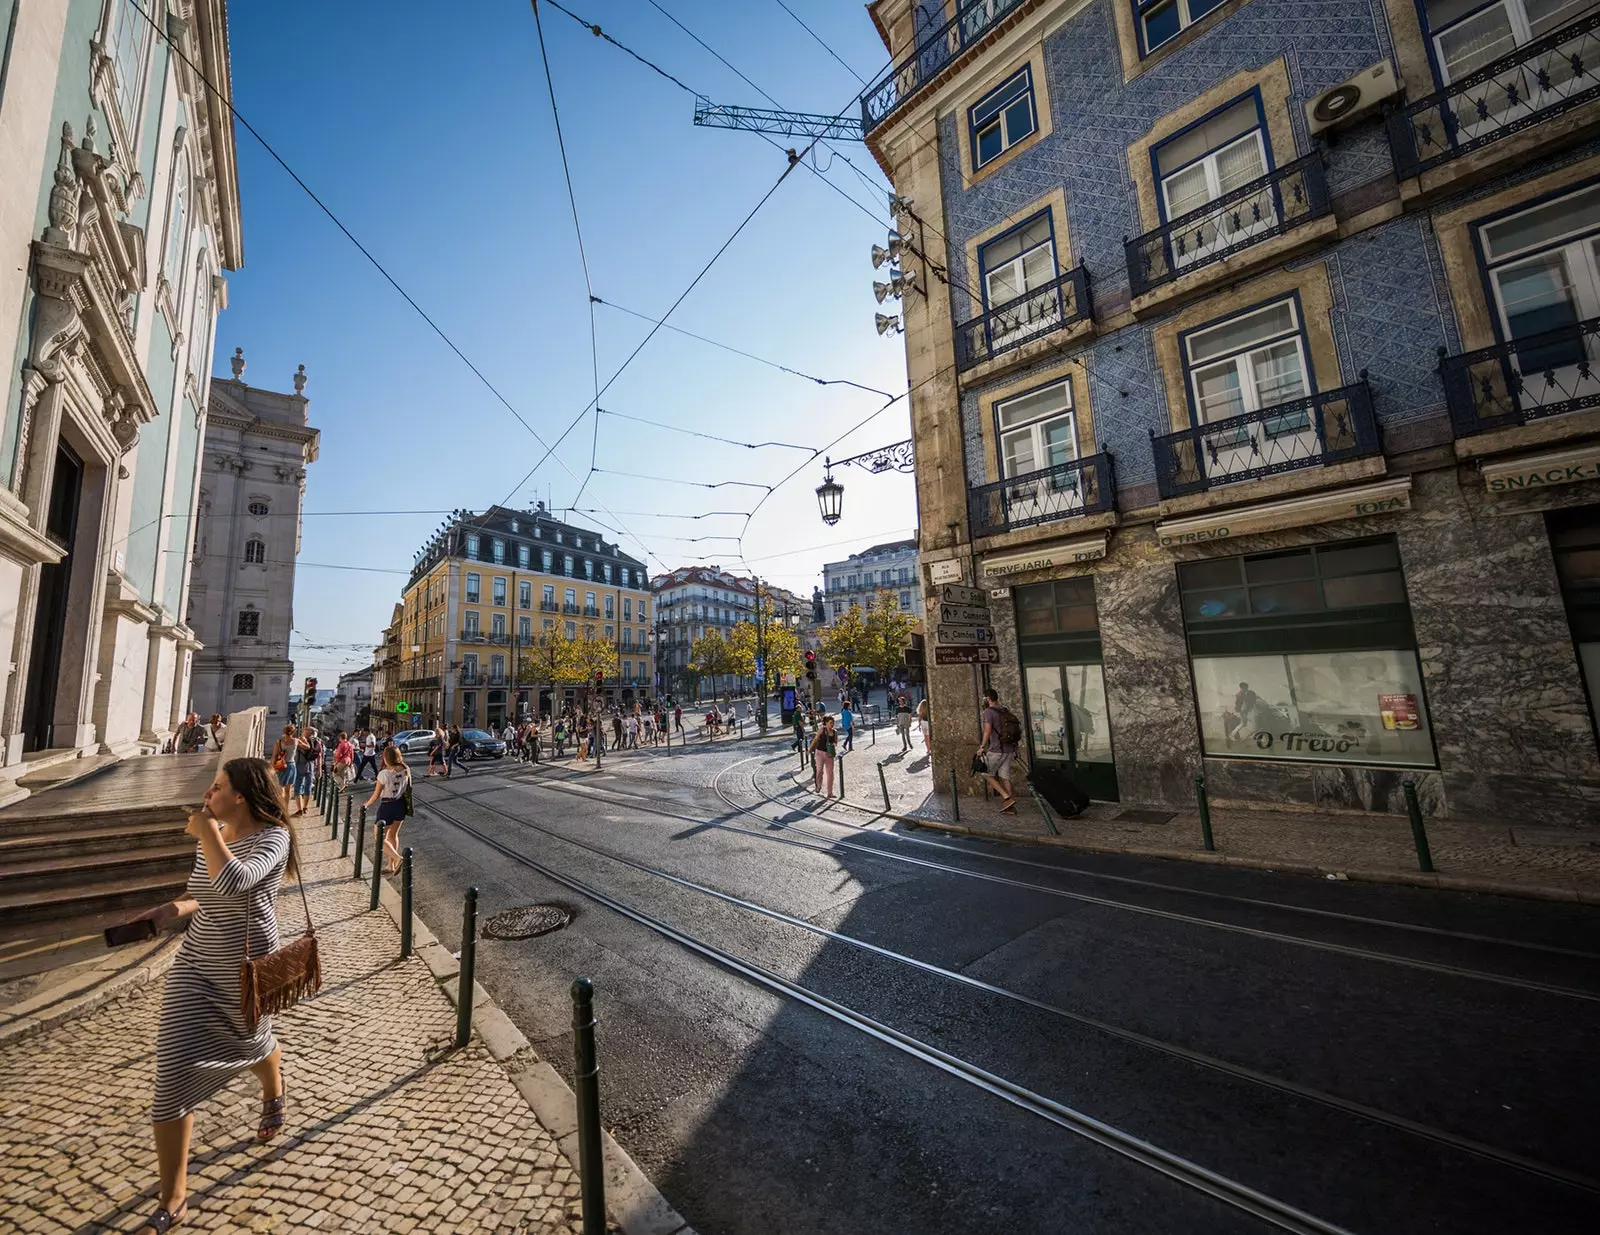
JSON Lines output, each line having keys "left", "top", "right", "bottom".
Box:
{"left": 1138, "top": 0, "right": 1230, "bottom": 53}
{"left": 1182, "top": 299, "right": 1312, "bottom": 446}
{"left": 1424, "top": 0, "right": 1592, "bottom": 138}
{"left": 1153, "top": 94, "right": 1274, "bottom": 267}
{"left": 968, "top": 68, "right": 1036, "bottom": 169}
{"left": 978, "top": 213, "right": 1060, "bottom": 344}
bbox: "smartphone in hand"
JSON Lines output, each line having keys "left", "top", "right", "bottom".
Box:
{"left": 104, "top": 918, "right": 159, "bottom": 948}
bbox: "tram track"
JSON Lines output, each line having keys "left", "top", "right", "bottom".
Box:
{"left": 414, "top": 787, "right": 1361, "bottom": 1235}
{"left": 418, "top": 775, "right": 1600, "bottom": 1199}
{"left": 467, "top": 757, "right": 1600, "bottom": 1003}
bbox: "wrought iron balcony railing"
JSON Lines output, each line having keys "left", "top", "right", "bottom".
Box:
{"left": 1439, "top": 315, "right": 1600, "bottom": 437}
{"left": 968, "top": 452, "right": 1115, "bottom": 537}
{"left": 954, "top": 266, "right": 1091, "bottom": 372}
{"left": 1387, "top": 11, "right": 1600, "bottom": 180}
{"left": 460, "top": 672, "right": 482, "bottom": 686}
{"left": 398, "top": 675, "right": 440, "bottom": 690}
{"left": 539, "top": 599, "right": 560, "bottom": 612}
{"left": 563, "top": 602, "right": 581, "bottom": 614}
{"left": 1125, "top": 154, "right": 1331, "bottom": 299}
{"left": 860, "top": 0, "right": 1030, "bottom": 133}
{"left": 1151, "top": 379, "right": 1380, "bottom": 500}
{"left": 584, "top": 606, "right": 600, "bottom": 617}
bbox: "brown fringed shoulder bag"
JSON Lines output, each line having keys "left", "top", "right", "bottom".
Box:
{"left": 240, "top": 830, "right": 322, "bottom": 1032}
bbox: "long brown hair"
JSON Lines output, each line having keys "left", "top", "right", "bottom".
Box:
{"left": 223, "top": 757, "right": 299, "bottom": 879}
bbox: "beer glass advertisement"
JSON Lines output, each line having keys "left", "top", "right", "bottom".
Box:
{"left": 1190, "top": 650, "right": 1435, "bottom": 766}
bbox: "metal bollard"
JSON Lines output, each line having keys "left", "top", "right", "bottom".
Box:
{"left": 344, "top": 793, "right": 352, "bottom": 845}
{"left": 353, "top": 811, "right": 366, "bottom": 881}
{"left": 1032, "top": 788, "right": 1060, "bottom": 836}
{"left": 1402, "top": 780, "right": 1434, "bottom": 873}
{"left": 401, "top": 847, "right": 414, "bottom": 958}
{"left": 340, "top": 796, "right": 353, "bottom": 857}
{"left": 878, "top": 761, "right": 891, "bottom": 812}
{"left": 455, "top": 888, "right": 479, "bottom": 1048}
{"left": 370, "top": 821, "right": 386, "bottom": 911}
{"left": 1195, "top": 774, "right": 1217, "bottom": 852}
{"left": 570, "top": 978, "right": 606, "bottom": 1235}
{"left": 331, "top": 785, "right": 341, "bottom": 837}
{"left": 950, "top": 766, "right": 960, "bottom": 823}
{"left": 837, "top": 753, "right": 845, "bottom": 798}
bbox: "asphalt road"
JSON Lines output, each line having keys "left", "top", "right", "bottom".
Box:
{"left": 395, "top": 742, "right": 1600, "bottom": 1235}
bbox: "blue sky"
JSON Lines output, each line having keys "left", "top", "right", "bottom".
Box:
{"left": 216, "top": 0, "right": 919, "bottom": 684}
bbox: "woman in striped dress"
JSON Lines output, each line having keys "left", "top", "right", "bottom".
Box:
{"left": 133, "top": 757, "right": 297, "bottom": 1234}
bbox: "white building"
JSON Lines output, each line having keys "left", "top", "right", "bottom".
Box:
{"left": 0, "top": 1, "right": 241, "bottom": 799}
{"left": 187, "top": 353, "right": 317, "bottom": 730}
{"left": 652, "top": 566, "right": 758, "bottom": 700}
{"left": 821, "top": 537, "right": 921, "bottom": 621}
{"left": 325, "top": 666, "right": 371, "bottom": 736}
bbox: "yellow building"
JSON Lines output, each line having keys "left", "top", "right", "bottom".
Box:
{"left": 395, "top": 504, "right": 654, "bottom": 728}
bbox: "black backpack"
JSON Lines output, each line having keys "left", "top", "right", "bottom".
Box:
{"left": 996, "top": 708, "right": 1024, "bottom": 747}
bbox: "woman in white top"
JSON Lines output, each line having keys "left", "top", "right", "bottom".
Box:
{"left": 363, "top": 745, "right": 411, "bottom": 875}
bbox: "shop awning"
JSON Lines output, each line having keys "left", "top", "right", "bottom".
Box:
{"left": 1155, "top": 477, "right": 1412, "bottom": 549}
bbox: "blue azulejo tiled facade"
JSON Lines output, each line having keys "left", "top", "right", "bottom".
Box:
{"left": 871, "top": 0, "right": 1600, "bottom": 829}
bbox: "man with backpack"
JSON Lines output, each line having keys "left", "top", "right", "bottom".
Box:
{"left": 977, "top": 687, "right": 1022, "bottom": 815}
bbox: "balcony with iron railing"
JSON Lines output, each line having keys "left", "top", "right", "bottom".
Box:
{"left": 1387, "top": 10, "right": 1600, "bottom": 183}
{"left": 1150, "top": 379, "right": 1380, "bottom": 500}
{"left": 968, "top": 452, "right": 1115, "bottom": 538}
{"left": 1125, "top": 154, "right": 1332, "bottom": 305}
{"left": 955, "top": 266, "right": 1092, "bottom": 374}
{"left": 1439, "top": 316, "right": 1600, "bottom": 439}
{"left": 539, "top": 599, "right": 560, "bottom": 612}
{"left": 859, "top": 0, "right": 1032, "bottom": 134}
{"left": 584, "top": 605, "right": 600, "bottom": 617}
{"left": 563, "top": 602, "right": 581, "bottom": 614}
{"left": 460, "top": 671, "right": 481, "bottom": 686}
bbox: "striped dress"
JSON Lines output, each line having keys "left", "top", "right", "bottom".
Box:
{"left": 152, "top": 826, "right": 292, "bottom": 1123}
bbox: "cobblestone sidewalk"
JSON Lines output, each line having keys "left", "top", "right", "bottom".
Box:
{"left": 0, "top": 804, "right": 585, "bottom": 1234}
{"left": 759, "top": 744, "right": 1600, "bottom": 902}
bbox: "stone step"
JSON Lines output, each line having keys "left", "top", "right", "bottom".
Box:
{"left": 0, "top": 818, "right": 191, "bottom": 864}
{"left": 0, "top": 867, "right": 193, "bottom": 944}
{"left": 0, "top": 804, "right": 187, "bottom": 839}
{"left": 0, "top": 842, "right": 196, "bottom": 898}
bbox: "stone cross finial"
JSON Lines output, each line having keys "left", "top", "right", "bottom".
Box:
{"left": 293, "top": 363, "right": 306, "bottom": 395}
{"left": 45, "top": 123, "right": 78, "bottom": 244}
{"left": 230, "top": 347, "right": 245, "bottom": 380}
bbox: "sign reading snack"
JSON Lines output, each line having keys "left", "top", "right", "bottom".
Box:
{"left": 980, "top": 534, "right": 1108, "bottom": 581}
{"left": 1482, "top": 443, "right": 1600, "bottom": 494}
{"left": 1156, "top": 478, "right": 1413, "bottom": 548}
{"left": 928, "top": 558, "right": 963, "bottom": 585}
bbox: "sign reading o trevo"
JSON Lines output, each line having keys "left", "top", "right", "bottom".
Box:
{"left": 980, "top": 534, "right": 1108, "bottom": 582}
{"left": 1155, "top": 478, "right": 1412, "bottom": 548}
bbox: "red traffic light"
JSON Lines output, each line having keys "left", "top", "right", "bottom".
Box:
{"left": 595, "top": 672, "right": 603, "bottom": 684}
{"left": 804, "top": 651, "right": 816, "bottom": 665}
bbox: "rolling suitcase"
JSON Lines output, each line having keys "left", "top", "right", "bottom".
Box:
{"left": 1028, "top": 764, "right": 1091, "bottom": 819}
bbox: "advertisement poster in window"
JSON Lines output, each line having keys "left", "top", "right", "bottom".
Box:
{"left": 1191, "top": 651, "right": 1436, "bottom": 766}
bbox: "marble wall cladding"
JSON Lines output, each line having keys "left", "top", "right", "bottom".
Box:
{"left": 1397, "top": 470, "right": 1600, "bottom": 823}
{"left": 986, "top": 587, "right": 1025, "bottom": 724}
{"left": 1094, "top": 526, "right": 1203, "bottom": 805}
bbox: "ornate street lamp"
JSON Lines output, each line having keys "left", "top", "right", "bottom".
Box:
{"left": 814, "top": 440, "right": 914, "bottom": 526}
{"left": 816, "top": 462, "right": 844, "bottom": 526}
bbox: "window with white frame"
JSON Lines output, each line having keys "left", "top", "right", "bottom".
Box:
{"left": 231, "top": 673, "right": 254, "bottom": 691}
{"left": 1427, "top": 0, "right": 1591, "bottom": 83}
{"left": 519, "top": 615, "right": 531, "bottom": 640}
{"left": 491, "top": 613, "right": 506, "bottom": 637}
{"left": 566, "top": 587, "right": 576, "bottom": 607}
{"left": 980, "top": 214, "right": 1058, "bottom": 334}
{"left": 1137, "top": 0, "right": 1230, "bottom": 54}
{"left": 996, "top": 381, "right": 1077, "bottom": 482}
{"left": 517, "top": 544, "right": 530, "bottom": 568}
{"left": 603, "top": 563, "right": 613, "bottom": 583}
{"left": 244, "top": 536, "right": 265, "bottom": 564}
{"left": 492, "top": 538, "right": 505, "bottom": 563}
{"left": 623, "top": 597, "right": 633, "bottom": 621}
{"left": 466, "top": 533, "right": 480, "bottom": 557}
{"left": 190, "top": 252, "right": 213, "bottom": 382}
{"left": 586, "top": 591, "right": 597, "bottom": 612}
{"left": 542, "top": 549, "right": 553, "bottom": 571}
{"left": 466, "top": 572, "right": 481, "bottom": 603}
{"left": 492, "top": 577, "right": 506, "bottom": 606}
{"left": 543, "top": 583, "right": 555, "bottom": 606}
{"left": 1184, "top": 300, "right": 1309, "bottom": 426}
{"left": 108, "top": 1, "right": 155, "bottom": 146}
{"left": 605, "top": 595, "right": 615, "bottom": 619}
{"left": 1479, "top": 182, "right": 1600, "bottom": 383}
{"left": 463, "top": 654, "right": 478, "bottom": 677}
{"left": 164, "top": 151, "right": 190, "bottom": 290}
{"left": 1156, "top": 96, "right": 1272, "bottom": 262}
{"left": 563, "top": 555, "right": 574, "bottom": 576}
{"left": 491, "top": 654, "right": 505, "bottom": 678}
{"left": 465, "top": 611, "right": 480, "bottom": 635}
{"left": 519, "top": 580, "right": 531, "bottom": 608}
{"left": 968, "top": 67, "right": 1037, "bottom": 169}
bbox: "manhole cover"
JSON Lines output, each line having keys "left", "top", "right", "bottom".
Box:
{"left": 1114, "top": 809, "right": 1176, "bottom": 825}
{"left": 482, "top": 905, "right": 572, "bottom": 940}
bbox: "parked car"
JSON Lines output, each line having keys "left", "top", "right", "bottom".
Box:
{"left": 460, "top": 728, "right": 506, "bottom": 759}
{"left": 391, "top": 729, "right": 435, "bottom": 754}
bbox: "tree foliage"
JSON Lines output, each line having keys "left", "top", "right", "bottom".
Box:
{"left": 726, "top": 603, "right": 804, "bottom": 693}
{"left": 688, "top": 629, "right": 737, "bottom": 685}
{"left": 819, "top": 590, "right": 916, "bottom": 686}
{"left": 518, "top": 628, "right": 574, "bottom": 690}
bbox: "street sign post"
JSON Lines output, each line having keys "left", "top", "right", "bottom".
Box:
{"left": 934, "top": 624, "right": 996, "bottom": 645}
{"left": 934, "top": 645, "right": 1001, "bottom": 666}
{"left": 928, "top": 602, "right": 990, "bottom": 625}
{"left": 937, "top": 584, "right": 987, "bottom": 606}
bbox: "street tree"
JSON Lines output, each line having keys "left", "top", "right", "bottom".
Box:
{"left": 564, "top": 633, "right": 619, "bottom": 708}
{"left": 861, "top": 590, "right": 917, "bottom": 696}
{"left": 519, "top": 629, "right": 575, "bottom": 706}
{"left": 689, "top": 629, "right": 737, "bottom": 700}
{"left": 727, "top": 605, "right": 804, "bottom": 694}
{"left": 817, "top": 604, "right": 869, "bottom": 687}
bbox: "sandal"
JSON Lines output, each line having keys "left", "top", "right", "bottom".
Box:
{"left": 257, "top": 1095, "right": 287, "bottom": 1142}
{"left": 138, "top": 1201, "right": 187, "bottom": 1233}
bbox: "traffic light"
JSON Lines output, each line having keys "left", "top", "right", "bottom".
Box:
{"left": 804, "top": 651, "right": 817, "bottom": 682}
{"left": 304, "top": 677, "right": 317, "bottom": 700}
{"left": 595, "top": 671, "right": 604, "bottom": 687}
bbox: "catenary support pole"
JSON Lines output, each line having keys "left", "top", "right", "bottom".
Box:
{"left": 401, "top": 847, "right": 414, "bottom": 958}
{"left": 1195, "top": 774, "right": 1216, "bottom": 852}
{"left": 1403, "top": 779, "right": 1434, "bottom": 872}
{"left": 455, "top": 887, "right": 478, "bottom": 1048}
{"left": 571, "top": 977, "right": 607, "bottom": 1235}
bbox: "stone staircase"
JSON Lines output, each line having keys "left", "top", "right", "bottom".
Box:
{"left": 0, "top": 757, "right": 213, "bottom": 945}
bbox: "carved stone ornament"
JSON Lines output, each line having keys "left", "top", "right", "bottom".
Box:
{"left": 230, "top": 347, "right": 245, "bottom": 380}
{"left": 44, "top": 123, "right": 78, "bottom": 246}
{"left": 293, "top": 364, "right": 306, "bottom": 395}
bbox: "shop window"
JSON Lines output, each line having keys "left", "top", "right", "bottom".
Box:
{"left": 1549, "top": 506, "right": 1600, "bottom": 743}
{"left": 1137, "top": 0, "right": 1230, "bottom": 53}
{"left": 1478, "top": 182, "right": 1600, "bottom": 395}
{"left": 1155, "top": 94, "right": 1272, "bottom": 265}
{"left": 1177, "top": 538, "right": 1436, "bottom": 767}
{"left": 1016, "top": 578, "right": 1117, "bottom": 798}
{"left": 969, "top": 68, "right": 1037, "bottom": 169}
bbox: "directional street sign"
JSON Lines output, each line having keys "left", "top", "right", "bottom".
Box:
{"left": 937, "top": 584, "right": 987, "bottom": 606}
{"left": 930, "top": 602, "right": 991, "bottom": 625}
{"left": 935, "top": 645, "right": 1001, "bottom": 666}
{"left": 935, "top": 624, "right": 996, "bottom": 646}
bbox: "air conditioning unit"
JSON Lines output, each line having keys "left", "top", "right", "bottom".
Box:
{"left": 1305, "top": 60, "right": 1400, "bottom": 138}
